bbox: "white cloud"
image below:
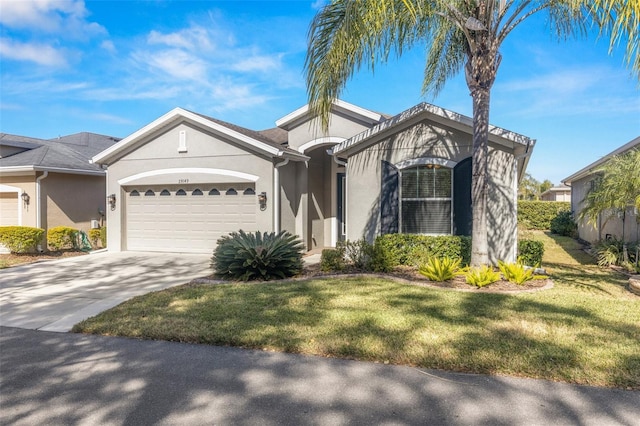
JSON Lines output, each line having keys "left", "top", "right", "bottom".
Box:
{"left": 101, "top": 40, "right": 116, "bottom": 54}
{"left": 147, "top": 26, "right": 213, "bottom": 52}
{"left": 0, "top": 0, "right": 105, "bottom": 37}
{"left": 0, "top": 38, "right": 67, "bottom": 66}
{"left": 232, "top": 54, "right": 282, "bottom": 72}
{"left": 311, "top": 0, "right": 327, "bottom": 10}
{"left": 134, "top": 49, "right": 208, "bottom": 81}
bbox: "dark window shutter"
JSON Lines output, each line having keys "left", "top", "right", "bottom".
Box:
{"left": 453, "top": 157, "right": 472, "bottom": 236}
{"left": 381, "top": 160, "right": 399, "bottom": 234}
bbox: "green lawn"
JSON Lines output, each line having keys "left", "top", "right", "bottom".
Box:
{"left": 73, "top": 231, "right": 640, "bottom": 389}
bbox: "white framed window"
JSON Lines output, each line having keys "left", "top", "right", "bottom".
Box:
{"left": 400, "top": 164, "right": 452, "bottom": 234}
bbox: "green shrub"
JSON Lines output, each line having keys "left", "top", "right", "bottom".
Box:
{"left": 375, "top": 234, "right": 471, "bottom": 267}
{"left": 419, "top": 257, "right": 461, "bottom": 282}
{"left": 211, "top": 230, "right": 304, "bottom": 281}
{"left": 47, "top": 226, "right": 78, "bottom": 251}
{"left": 320, "top": 247, "right": 346, "bottom": 272}
{"left": 518, "top": 239, "right": 544, "bottom": 267}
{"left": 0, "top": 226, "right": 45, "bottom": 253}
{"left": 518, "top": 201, "right": 571, "bottom": 230}
{"left": 550, "top": 210, "right": 578, "bottom": 237}
{"left": 498, "top": 260, "right": 534, "bottom": 285}
{"left": 370, "top": 240, "right": 394, "bottom": 273}
{"left": 100, "top": 226, "right": 107, "bottom": 248}
{"left": 88, "top": 228, "right": 102, "bottom": 248}
{"left": 464, "top": 265, "right": 501, "bottom": 287}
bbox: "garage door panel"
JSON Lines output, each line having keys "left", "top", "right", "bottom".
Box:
{"left": 0, "top": 193, "right": 20, "bottom": 226}
{"left": 125, "top": 184, "right": 258, "bottom": 253}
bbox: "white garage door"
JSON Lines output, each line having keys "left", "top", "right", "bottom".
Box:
{"left": 0, "top": 193, "right": 19, "bottom": 226}
{"left": 125, "top": 184, "right": 258, "bottom": 253}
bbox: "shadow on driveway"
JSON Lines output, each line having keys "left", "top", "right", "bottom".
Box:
{"left": 0, "top": 251, "right": 211, "bottom": 331}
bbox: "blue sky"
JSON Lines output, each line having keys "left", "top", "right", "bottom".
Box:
{"left": 1, "top": 0, "right": 638, "bottom": 185}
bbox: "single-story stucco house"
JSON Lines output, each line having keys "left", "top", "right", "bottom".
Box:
{"left": 92, "top": 101, "right": 535, "bottom": 262}
{"left": 563, "top": 136, "right": 640, "bottom": 243}
{"left": 540, "top": 185, "right": 571, "bottom": 202}
{"left": 0, "top": 132, "right": 120, "bottom": 237}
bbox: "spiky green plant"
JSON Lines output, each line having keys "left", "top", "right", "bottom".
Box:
{"left": 419, "top": 257, "right": 461, "bottom": 282}
{"left": 211, "top": 230, "right": 305, "bottom": 281}
{"left": 498, "top": 259, "right": 534, "bottom": 285}
{"left": 464, "top": 265, "right": 501, "bottom": 288}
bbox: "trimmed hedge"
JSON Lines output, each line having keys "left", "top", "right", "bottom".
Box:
{"left": 518, "top": 239, "right": 545, "bottom": 267}
{"left": 0, "top": 226, "right": 45, "bottom": 253}
{"left": 518, "top": 201, "right": 571, "bottom": 230}
{"left": 47, "top": 226, "right": 78, "bottom": 251}
{"left": 550, "top": 210, "right": 578, "bottom": 237}
{"left": 375, "top": 234, "right": 472, "bottom": 267}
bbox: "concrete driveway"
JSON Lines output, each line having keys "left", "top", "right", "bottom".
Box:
{"left": 0, "top": 251, "right": 211, "bottom": 332}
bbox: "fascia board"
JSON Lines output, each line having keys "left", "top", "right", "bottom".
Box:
{"left": 92, "top": 107, "right": 284, "bottom": 165}
{"left": 0, "top": 166, "right": 104, "bottom": 176}
{"left": 562, "top": 136, "right": 640, "bottom": 185}
{"left": 332, "top": 103, "right": 533, "bottom": 157}
{"left": 275, "top": 99, "right": 382, "bottom": 129}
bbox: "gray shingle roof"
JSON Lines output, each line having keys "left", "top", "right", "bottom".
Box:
{"left": 0, "top": 132, "right": 120, "bottom": 173}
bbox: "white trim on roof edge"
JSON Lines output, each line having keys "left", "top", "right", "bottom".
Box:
{"left": 298, "top": 137, "right": 346, "bottom": 154}
{"left": 562, "top": 136, "right": 640, "bottom": 185}
{"left": 331, "top": 102, "right": 533, "bottom": 157}
{"left": 118, "top": 168, "right": 260, "bottom": 185}
{"left": 92, "top": 107, "right": 301, "bottom": 165}
{"left": 276, "top": 99, "right": 383, "bottom": 129}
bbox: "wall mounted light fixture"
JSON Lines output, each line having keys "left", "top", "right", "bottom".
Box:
{"left": 107, "top": 193, "right": 116, "bottom": 210}
{"left": 21, "top": 192, "right": 30, "bottom": 206}
{"left": 258, "top": 192, "right": 267, "bottom": 211}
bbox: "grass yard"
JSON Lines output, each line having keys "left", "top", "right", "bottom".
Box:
{"left": 73, "top": 231, "right": 640, "bottom": 389}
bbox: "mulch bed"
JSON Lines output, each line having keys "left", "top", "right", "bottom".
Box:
{"left": 0, "top": 250, "right": 88, "bottom": 268}
{"left": 300, "top": 264, "right": 553, "bottom": 293}
{"left": 196, "top": 264, "right": 553, "bottom": 294}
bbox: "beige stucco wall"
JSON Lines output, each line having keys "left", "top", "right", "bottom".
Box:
{"left": 345, "top": 119, "right": 519, "bottom": 262}
{"left": 104, "top": 122, "right": 276, "bottom": 251}
{"left": 41, "top": 173, "right": 106, "bottom": 233}
{"left": 0, "top": 174, "right": 38, "bottom": 227}
{"left": 572, "top": 175, "right": 639, "bottom": 243}
{"left": 286, "top": 111, "right": 374, "bottom": 151}
{"left": 541, "top": 190, "right": 571, "bottom": 202}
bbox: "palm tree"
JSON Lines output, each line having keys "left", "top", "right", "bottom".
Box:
{"left": 579, "top": 149, "right": 640, "bottom": 252}
{"left": 305, "top": 0, "right": 639, "bottom": 266}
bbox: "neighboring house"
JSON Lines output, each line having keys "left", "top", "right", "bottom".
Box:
{"left": 540, "top": 185, "right": 571, "bottom": 202}
{"left": 563, "top": 136, "right": 640, "bottom": 243}
{"left": 92, "top": 101, "right": 535, "bottom": 262}
{"left": 0, "top": 132, "right": 120, "bottom": 239}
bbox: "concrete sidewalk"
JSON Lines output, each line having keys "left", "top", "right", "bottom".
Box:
{"left": 1, "top": 326, "right": 638, "bottom": 425}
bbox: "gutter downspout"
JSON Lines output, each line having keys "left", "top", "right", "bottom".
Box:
{"left": 36, "top": 171, "right": 49, "bottom": 229}
{"left": 274, "top": 157, "right": 290, "bottom": 233}
{"left": 514, "top": 142, "right": 533, "bottom": 262}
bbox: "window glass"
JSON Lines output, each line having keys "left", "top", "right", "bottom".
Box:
{"left": 243, "top": 188, "right": 256, "bottom": 195}
{"left": 176, "top": 189, "right": 187, "bottom": 196}
{"left": 226, "top": 188, "right": 237, "bottom": 195}
{"left": 209, "top": 189, "right": 220, "bottom": 195}
{"left": 192, "top": 189, "right": 203, "bottom": 196}
{"left": 400, "top": 165, "right": 452, "bottom": 234}
{"left": 130, "top": 190, "right": 140, "bottom": 196}
{"left": 160, "top": 189, "right": 171, "bottom": 196}
{"left": 144, "top": 190, "right": 155, "bottom": 196}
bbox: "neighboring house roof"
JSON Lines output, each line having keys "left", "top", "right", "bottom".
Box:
{"left": 93, "top": 107, "right": 308, "bottom": 165}
{"left": 331, "top": 102, "right": 534, "bottom": 157}
{"left": 540, "top": 185, "right": 571, "bottom": 198}
{"left": 0, "top": 132, "right": 120, "bottom": 175}
{"left": 275, "top": 99, "right": 385, "bottom": 130}
{"left": 562, "top": 136, "right": 640, "bottom": 184}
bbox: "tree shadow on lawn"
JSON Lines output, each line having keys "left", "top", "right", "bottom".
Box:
{"left": 544, "top": 261, "right": 630, "bottom": 295}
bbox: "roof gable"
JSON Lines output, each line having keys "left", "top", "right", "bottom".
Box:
{"left": 93, "top": 108, "right": 307, "bottom": 165}
{"left": 331, "top": 102, "right": 534, "bottom": 157}
{"left": 275, "top": 99, "right": 385, "bottom": 131}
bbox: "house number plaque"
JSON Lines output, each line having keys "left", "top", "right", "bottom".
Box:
{"left": 178, "top": 179, "right": 189, "bottom": 184}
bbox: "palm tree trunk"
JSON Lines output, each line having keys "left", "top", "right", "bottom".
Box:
{"left": 470, "top": 86, "right": 491, "bottom": 266}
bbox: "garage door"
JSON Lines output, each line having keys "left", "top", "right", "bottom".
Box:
{"left": 125, "top": 184, "right": 258, "bottom": 253}
{"left": 0, "top": 193, "right": 19, "bottom": 226}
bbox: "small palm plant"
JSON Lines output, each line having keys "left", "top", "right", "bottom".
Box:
{"left": 419, "top": 257, "right": 461, "bottom": 282}
{"left": 211, "top": 230, "right": 305, "bottom": 281}
{"left": 498, "top": 259, "right": 534, "bottom": 285}
{"left": 464, "top": 265, "right": 501, "bottom": 288}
